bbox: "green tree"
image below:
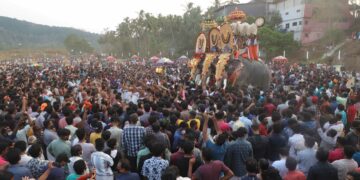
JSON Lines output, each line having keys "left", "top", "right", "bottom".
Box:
{"left": 268, "top": 11, "right": 282, "bottom": 29}
{"left": 258, "top": 26, "right": 300, "bottom": 59}
{"left": 99, "top": 4, "right": 202, "bottom": 58}
{"left": 64, "top": 34, "right": 94, "bottom": 54}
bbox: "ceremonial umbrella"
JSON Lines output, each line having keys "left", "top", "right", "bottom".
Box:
{"left": 177, "top": 55, "right": 189, "bottom": 62}
{"left": 150, "top": 56, "right": 160, "bottom": 63}
{"left": 272, "top": 56, "right": 288, "bottom": 64}
{"left": 106, "top": 56, "right": 116, "bottom": 62}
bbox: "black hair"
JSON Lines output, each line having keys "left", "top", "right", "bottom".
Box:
{"left": 251, "top": 123, "right": 260, "bottom": 131}
{"left": 245, "top": 158, "right": 258, "bottom": 173}
{"left": 181, "top": 140, "right": 194, "bottom": 154}
{"left": 162, "top": 166, "right": 180, "bottom": 180}
{"left": 286, "top": 157, "right": 297, "bottom": 171}
{"left": 73, "top": 159, "right": 86, "bottom": 175}
{"left": 14, "top": 141, "right": 27, "bottom": 152}
{"left": 129, "top": 113, "right": 139, "bottom": 124}
{"left": 71, "top": 144, "right": 82, "bottom": 156}
{"left": 101, "top": 130, "right": 111, "bottom": 141}
{"left": 111, "top": 116, "right": 120, "bottom": 123}
{"left": 272, "top": 123, "right": 283, "bottom": 134}
{"left": 258, "top": 158, "right": 269, "bottom": 171}
{"left": 149, "top": 142, "right": 165, "bottom": 157}
{"left": 304, "top": 136, "right": 315, "bottom": 148}
{"left": 5, "top": 148, "right": 21, "bottom": 165}
{"left": 43, "top": 119, "right": 53, "bottom": 129}
{"left": 215, "top": 133, "right": 228, "bottom": 146}
{"left": 57, "top": 128, "right": 71, "bottom": 137}
{"left": 143, "top": 134, "right": 155, "bottom": 148}
{"left": 76, "top": 128, "right": 86, "bottom": 140}
{"left": 28, "top": 143, "right": 42, "bottom": 158}
{"left": 338, "top": 104, "right": 345, "bottom": 111}
{"left": 152, "top": 122, "right": 161, "bottom": 133}
{"left": 215, "top": 111, "right": 224, "bottom": 120}
{"left": 148, "top": 113, "right": 158, "bottom": 125}
{"left": 316, "top": 148, "right": 329, "bottom": 162}
{"left": 344, "top": 145, "right": 356, "bottom": 159}
{"left": 95, "top": 138, "right": 105, "bottom": 151}
{"left": 107, "top": 138, "right": 117, "bottom": 149}
{"left": 201, "top": 148, "right": 213, "bottom": 161}
{"left": 236, "top": 127, "right": 248, "bottom": 138}
{"left": 118, "top": 158, "right": 132, "bottom": 171}
{"left": 56, "top": 153, "right": 69, "bottom": 163}
{"left": 327, "top": 129, "right": 337, "bottom": 138}
{"left": 337, "top": 136, "right": 346, "bottom": 146}
{"left": 271, "top": 112, "right": 281, "bottom": 122}
{"left": 65, "top": 114, "right": 74, "bottom": 125}
{"left": 0, "top": 141, "right": 10, "bottom": 155}
{"left": 144, "top": 103, "right": 151, "bottom": 112}
{"left": 181, "top": 102, "right": 188, "bottom": 110}
{"left": 279, "top": 147, "right": 289, "bottom": 157}
{"left": 92, "top": 121, "right": 103, "bottom": 133}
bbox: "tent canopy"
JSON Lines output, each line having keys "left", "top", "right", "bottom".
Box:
{"left": 272, "top": 56, "right": 288, "bottom": 63}
{"left": 156, "top": 57, "right": 174, "bottom": 64}
{"left": 177, "top": 55, "right": 189, "bottom": 61}
{"left": 106, "top": 56, "right": 116, "bottom": 62}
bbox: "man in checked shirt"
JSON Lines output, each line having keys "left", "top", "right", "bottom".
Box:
{"left": 122, "top": 113, "right": 145, "bottom": 172}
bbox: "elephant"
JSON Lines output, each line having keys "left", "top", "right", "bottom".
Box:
{"left": 215, "top": 57, "right": 271, "bottom": 90}
{"left": 192, "top": 55, "right": 271, "bottom": 90}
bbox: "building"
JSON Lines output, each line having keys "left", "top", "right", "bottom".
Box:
{"left": 213, "top": 2, "right": 268, "bottom": 20}
{"left": 270, "top": 0, "right": 353, "bottom": 44}
{"left": 213, "top": 0, "right": 353, "bottom": 45}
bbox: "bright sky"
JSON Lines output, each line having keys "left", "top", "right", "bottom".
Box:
{"left": 0, "top": 0, "right": 251, "bottom": 34}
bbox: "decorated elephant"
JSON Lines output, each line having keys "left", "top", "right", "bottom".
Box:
{"left": 190, "top": 8, "right": 270, "bottom": 90}
{"left": 215, "top": 57, "right": 271, "bottom": 90}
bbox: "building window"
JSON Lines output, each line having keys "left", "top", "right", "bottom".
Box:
{"left": 286, "top": 23, "right": 290, "bottom": 29}
{"left": 299, "top": 21, "right": 302, "bottom": 25}
{"left": 285, "top": 12, "right": 289, "bottom": 15}
{"left": 293, "top": 22, "right": 298, "bottom": 26}
{"left": 297, "top": 9, "right": 301, "bottom": 13}
{"left": 305, "top": 20, "right": 308, "bottom": 25}
{"left": 305, "top": 33, "right": 309, "bottom": 38}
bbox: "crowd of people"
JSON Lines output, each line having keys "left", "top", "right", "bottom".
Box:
{"left": 0, "top": 56, "right": 359, "bottom": 180}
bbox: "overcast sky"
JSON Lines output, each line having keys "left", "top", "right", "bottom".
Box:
{"left": 0, "top": 0, "right": 251, "bottom": 34}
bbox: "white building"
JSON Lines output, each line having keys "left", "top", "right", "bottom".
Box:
{"left": 269, "top": 0, "right": 306, "bottom": 41}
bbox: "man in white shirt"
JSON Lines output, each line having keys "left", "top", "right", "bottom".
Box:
{"left": 91, "top": 138, "right": 114, "bottom": 180}
{"left": 288, "top": 125, "right": 305, "bottom": 158}
{"left": 272, "top": 148, "right": 289, "bottom": 178}
{"left": 108, "top": 117, "right": 123, "bottom": 150}
{"left": 64, "top": 115, "right": 78, "bottom": 140}
{"left": 332, "top": 146, "right": 358, "bottom": 180}
{"left": 239, "top": 112, "right": 252, "bottom": 131}
{"left": 14, "top": 141, "right": 32, "bottom": 166}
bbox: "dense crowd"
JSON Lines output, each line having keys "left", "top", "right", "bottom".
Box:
{"left": 0, "top": 56, "right": 360, "bottom": 180}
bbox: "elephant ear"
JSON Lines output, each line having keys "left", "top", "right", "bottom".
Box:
{"left": 231, "top": 22, "right": 238, "bottom": 34}
{"left": 249, "top": 24, "right": 258, "bottom": 35}
{"left": 242, "top": 22, "right": 250, "bottom": 36}
{"left": 237, "top": 23, "right": 244, "bottom": 36}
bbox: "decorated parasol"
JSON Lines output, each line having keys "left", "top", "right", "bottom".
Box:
{"left": 150, "top": 56, "right": 160, "bottom": 63}
{"left": 156, "top": 57, "right": 174, "bottom": 64}
{"left": 272, "top": 56, "right": 288, "bottom": 64}
{"left": 106, "top": 56, "right": 116, "bottom": 62}
{"left": 131, "top": 55, "right": 139, "bottom": 60}
{"left": 177, "top": 55, "right": 189, "bottom": 62}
